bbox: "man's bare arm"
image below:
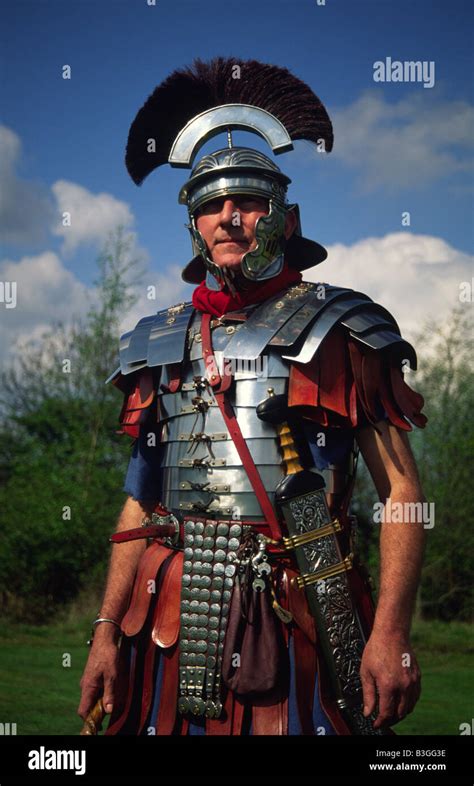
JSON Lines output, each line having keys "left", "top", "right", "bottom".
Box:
{"left": 77, "top": 496, "right": 155, "bottom": 719}
{"left": 92, "top": 496, "right": 154, "bottom": 641}
{"left": 356, "top": 421, "right": 426, "bottom": 728}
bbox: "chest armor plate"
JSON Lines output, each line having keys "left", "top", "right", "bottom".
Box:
{"left": 155, "top": 312, "right": 358, "bottom": 522}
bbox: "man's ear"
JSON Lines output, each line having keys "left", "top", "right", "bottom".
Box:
{"left": 284, "top": 207, "right": 298, "bottom": 240}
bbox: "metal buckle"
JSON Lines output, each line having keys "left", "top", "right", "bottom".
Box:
{"left": 178, "top": 457, "right": 226, "bottom": 468}
{"left": 178, "top": 432, "right": 227, "bottom": 442}
{"left": 167, "top": 302, "right": 186, "bottom": 316}
{"left": 141, "top": 512, "right": 180, "bottom": 546}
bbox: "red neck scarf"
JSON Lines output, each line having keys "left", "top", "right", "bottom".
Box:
{"left": 192, "top": 263, "right": 302, "bottom": 317}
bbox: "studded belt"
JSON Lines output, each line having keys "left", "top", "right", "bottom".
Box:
{"left": 110, "top": 516, "right": 279, "bottom": 547}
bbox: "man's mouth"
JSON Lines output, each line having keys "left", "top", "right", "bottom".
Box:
{"left": 216, "top": 239, "right": 248, "bottom": 246}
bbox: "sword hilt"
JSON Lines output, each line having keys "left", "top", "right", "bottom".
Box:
{"left": 256, "top": 393, "right": 302, "bottom": 474}
{"left": 276, "top": 420, "right": 303, "bottom": 475}
{"left": 257, "top": 394, "right": 324, "bottom": 501}
{"left": 80, "top": 697, "right": 106, "bottom": 735}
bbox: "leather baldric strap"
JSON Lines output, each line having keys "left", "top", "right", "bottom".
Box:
{"left": 200, "top": 313, "right": 282, "bottom": 541}
{"left": 200, "top": 311, "right": 232, "bottom": 393}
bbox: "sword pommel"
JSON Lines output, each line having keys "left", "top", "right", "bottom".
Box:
{"left": 256, "top": 393, "right": 288, "bottom": 423}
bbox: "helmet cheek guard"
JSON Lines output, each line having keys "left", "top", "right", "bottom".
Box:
{"left": 187, "top": 214, "right": 222, "bottom": 286}
{"left": 240, "top": 199, "right": 287, "bottom": 281}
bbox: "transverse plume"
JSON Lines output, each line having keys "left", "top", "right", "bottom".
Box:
{"left": 125, "top": 57, "right": 333, "bottom": 185}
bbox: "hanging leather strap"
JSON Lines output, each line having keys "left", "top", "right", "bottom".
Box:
{"left": 200, "top": 313, "right": 282, "bottom": 540}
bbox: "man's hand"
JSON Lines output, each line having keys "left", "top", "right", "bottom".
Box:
{"left": 357, "top": 422, "right": 425, "bottom": 730}
{"left": 360, "top": 630, "right": 421, "bottom": 729}
{"left": 77, "top": 497, "right": 152, "bottom": 723}
{"left": 77, "top": 630, "right": 121, "bottom": 721}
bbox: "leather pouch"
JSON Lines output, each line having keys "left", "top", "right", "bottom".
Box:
{"left": 221, "top": 575, "right": 289, "bottom": 700}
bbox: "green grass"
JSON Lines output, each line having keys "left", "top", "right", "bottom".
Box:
{"left": 396, "top": 619, "right": 474, "bottom": 735}
{"left": 0, "top": 612, "right": 94, "bottom": 735}
{"left": 0, "top": 612, "right": 472, "bottom": 735}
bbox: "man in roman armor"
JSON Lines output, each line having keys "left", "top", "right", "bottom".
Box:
{"left": 78, "top": 58, "right": 427, "bottom": 736}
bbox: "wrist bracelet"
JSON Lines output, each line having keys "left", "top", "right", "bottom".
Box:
{"left": 87, "top": 617, "right": 122, "bottom": 647}
{"left": 93, "top": 617, "right": 121, "bottom": 629}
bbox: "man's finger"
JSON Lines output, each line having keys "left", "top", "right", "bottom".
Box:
{"left": 77, "top": 691, "right": 98, "bottom": 720}
{"left": 373, "top": 686, "right": 397, "bottom": 729}
{"left": 103, "top": 676, "right": 116, "bottom": 714}
{"left": 396, "top": 690, "right": 408, "bottom": 720}
{"left": 360, "top": 669, "right": 377, "bottom": 717}
{"left": 400, "top": 678, "right": 420, "bottom": 719}
{"left": 413, "top": 674, "right": 422, "bottom": 705}
{"left": 396, "top": 665, "right": 421, "bottom": 720}
{"left": 77, "top": 680, "right": 102, "bottom": 720}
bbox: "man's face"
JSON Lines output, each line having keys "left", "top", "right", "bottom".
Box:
{"left": 194, "top": 194, "right": 270, "bottom": 271}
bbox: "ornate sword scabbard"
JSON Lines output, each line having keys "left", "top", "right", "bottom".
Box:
{"left": 257, "top": 393, "right": 382, "bottom": 736}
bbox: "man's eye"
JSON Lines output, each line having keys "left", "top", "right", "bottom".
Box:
{"left": 237, "top": 198, "right": 267, "bottom": 212}
{"left": 199, "top": 201, "right": 221, "bottom": 215}
{"left": 196, "top": 197, "right": 268, "bottom": 216}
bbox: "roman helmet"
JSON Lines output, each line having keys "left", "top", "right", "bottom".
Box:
{"left": 125, "top": 58, "right": 333, "bottom": 289}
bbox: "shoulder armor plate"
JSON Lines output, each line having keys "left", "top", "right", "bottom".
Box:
{"left": 118, "top": 302, "right": 194, "bottom": 375}
{"left": 223, "top": 282, "right": 320, "bottom": 360}
{"left": 280, "top": 288, "right": 417, "bottom": 369}
{"left": 282, "top": 291, "right": 374, "bottom": 364}
{"left": 225, "top": 282, "right": 416, "bottom": 370}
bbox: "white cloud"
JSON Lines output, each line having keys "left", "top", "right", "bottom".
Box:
{"left": 2, "top": 233, "right": 469, "bottom": 373}
{"left": 118, "top": 264, "right": 192, "bottom": 337}
{"left": 0, "top": 250, "right": 190, "bottom": 368}
{"left": 0, "top": 251, "right": 90, "bottom": 326}
{"left": 329, "top": 92, "right": 474, "bottom": 191}
{"left": 51, "top": 180, "right": 135, "bottom": 254}
{"left": 305, "top": 231, "right": 473, "bottom": 341}
{"left": 0, "top": 125, "right": 139, "bottom": 255}
{"left": 0, "top": 252, "right": 91, "bottom": 364}
{"left": 0, "top": 125, "right": 55, "bottom": 245}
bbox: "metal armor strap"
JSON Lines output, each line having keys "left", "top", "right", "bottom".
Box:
{"left": 200, "top": 313, "right": 282, "bottom": 540}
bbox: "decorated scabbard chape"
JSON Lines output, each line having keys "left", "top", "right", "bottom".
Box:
{"left": 257, "top": 394, "right": 383, "bottom": 736}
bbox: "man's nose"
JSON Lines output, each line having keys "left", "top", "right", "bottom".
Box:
{"left": 218, "top": 199, "right": 238, "bottom": 223}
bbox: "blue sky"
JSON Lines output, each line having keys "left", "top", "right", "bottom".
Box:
{"left": 0, "top": 0, "right": 473, "bottom": 357}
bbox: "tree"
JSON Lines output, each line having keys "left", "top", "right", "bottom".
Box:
{"left": 352, "top": 305, "right": 474, "bottom": 622}
{"left": 410, "top": 306, "right": 473, "bottom": 621}
{"left": 0, "top": 228, "right": 143, "bottom": 621}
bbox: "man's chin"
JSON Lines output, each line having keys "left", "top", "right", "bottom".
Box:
{"left": 213, "top": 254, "right": 244, "bottom": 271}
